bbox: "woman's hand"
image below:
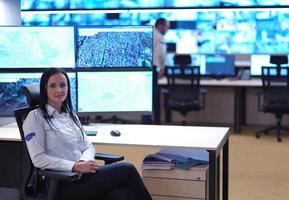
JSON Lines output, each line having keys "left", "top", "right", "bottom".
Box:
{"left": 72, "top": 160, "right": 101, "bottom": 174}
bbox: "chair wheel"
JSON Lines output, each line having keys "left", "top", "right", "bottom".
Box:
{"left": 277, "top": 138, "right": 282, "bottom": 142}
{"left": 256, "top": 134, "right": 260, "bottom": 138}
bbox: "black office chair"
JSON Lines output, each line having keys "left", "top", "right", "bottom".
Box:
{"left": 164, "top": 66, "right": 206, "bottom": 125}
{"left": 14, "top": 83, "right": 124, "bottom": 200}
{"left": 256, "top": 66, "right": 289, "bottom": 142}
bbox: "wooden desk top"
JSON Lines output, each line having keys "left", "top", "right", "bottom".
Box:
{"left": 0, "top": 124, "right": 229, "bottom": 151}
{"left": 0, "top": 127, "right": 21, "bottom": 142}
{"left": 89, "top": 124, "right": 229, "bottom": 151}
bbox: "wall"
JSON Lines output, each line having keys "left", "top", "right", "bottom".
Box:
{"left": 0, "top": 0, "right": 21, "bottom": 25}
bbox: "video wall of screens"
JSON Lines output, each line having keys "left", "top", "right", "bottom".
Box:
{"left": 20, "top": 0, "right": 289, "bottom": 10}
{"left": 76, "top": 26, "right": 153, "bottom": 68}
{"left": 250, "top": 54, "right": 289, "bottom": 76}
{"left": 0, "top": 72, "right": 76, "bottom": 117}
{"left": 21, "top": 8, "right": 289, "bottom": 54}
{"left": 77, "top": 71, "right": 153, "bottom": 114}
{"left": 0, "top": 26, "right": 75, "bottom": 69}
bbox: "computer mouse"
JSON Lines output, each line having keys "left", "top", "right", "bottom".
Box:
{"left": 110, "top": 130, "right": 121, "bottom": 137}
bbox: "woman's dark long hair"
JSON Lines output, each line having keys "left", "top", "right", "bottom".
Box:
{"left": 39, "top": 68, "right": 83, "bottom": 134}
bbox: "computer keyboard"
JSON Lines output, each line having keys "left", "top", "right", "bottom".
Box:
{"left": 84, "top": 130, "right": 97, "bottom": 136}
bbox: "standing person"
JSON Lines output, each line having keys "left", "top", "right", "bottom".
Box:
{"left": 23, "top": 68, "right": 152, "bottom": 200}
{"left": 153, "top": 18, "right": 170, "bottom": 77}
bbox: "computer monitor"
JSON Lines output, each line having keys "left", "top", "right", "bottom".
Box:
{"left": 76, "top": 25, "right": 153, "bottom": 68}
{"left": 250, "top": 54, "right": 289, "bottom": 76}
{"left": 197, "top": 55, "right": 235, "bottom": 77}
{"left": 0, "top": 72, "right": 76, "bottom": 117}
{"left": 0, "top": 26, "right": 75, "bottom": 69}
{"left": 77, "top": 70, "right": 153, "bottom": 114}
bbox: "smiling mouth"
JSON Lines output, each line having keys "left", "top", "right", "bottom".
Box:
{"left": 55, "top": 95, "right": 65, "bottom": 98}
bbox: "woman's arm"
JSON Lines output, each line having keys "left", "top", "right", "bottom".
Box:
{"left": 74, "top": 114, "right": 96, "bottom": 161}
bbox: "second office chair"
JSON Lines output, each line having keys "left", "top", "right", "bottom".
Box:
{"left": 164, "top": 66, "right": 206, "bottom": 125}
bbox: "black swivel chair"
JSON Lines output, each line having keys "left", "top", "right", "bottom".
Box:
{"left": 164, "top": 66, "right": 206, "bottom": 125}
{"left": 14, "top": 83, "right": 124, "bottom": 200}
{"left": 256, "top": 66, "right": 289, "bottom": 142}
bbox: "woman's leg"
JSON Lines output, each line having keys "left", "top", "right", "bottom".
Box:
{"left": 101, "top": 187, "right": 137, "bottom": 200}
{"left": 56, "top": 162, "right": 152, "bottom": 200}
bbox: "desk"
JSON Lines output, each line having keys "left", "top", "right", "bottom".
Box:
{"left": 0, "top": 127, "right": 22, "bottom": 189}
{"left": 157, "top": 77, "right": 262, "bottom": 133}
{"left": 0, "top": 124, "right": 229, "bottom": 200}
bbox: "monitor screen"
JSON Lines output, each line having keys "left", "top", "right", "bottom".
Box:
{"left": 194, "top": 54, "right": 235, "bottom": 77}
{"left": 0, "top": 26, "right": 75, "bottom": 69}
{"left": 0, "top": 72, "right": 76, "bottom": 117}
{"left": 76, "top": 25, "right": 153, "bottom": 68}
{"left": 250, "top": 54, "right": 289, "bottom": 76}
{"left": 22, "top": 9, "right": 289, "bottom": 54}
{"left": 77, "top": 71, "right": 153, "bottom": 114}
{"left": 20, "top": 0, "right": 289, "bottom": 10}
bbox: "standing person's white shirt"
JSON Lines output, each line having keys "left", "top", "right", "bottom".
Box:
{"left": 153, "top": 28, "right": 167, "bottom": 76}
{"left": 153, "top": 18, "right": 170, "bottom": 77}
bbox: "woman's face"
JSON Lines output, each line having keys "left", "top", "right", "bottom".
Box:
{"left": 46, "top": 72, "right": 68, "bottom": 109}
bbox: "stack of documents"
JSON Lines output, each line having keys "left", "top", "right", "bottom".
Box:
{"left": 142, "top": 153, "right": 175, "bottom": 170}
{"left": 142, "top": 148, "right": 209, "bottom": 170}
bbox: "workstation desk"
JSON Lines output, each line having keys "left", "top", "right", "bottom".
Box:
{"left": 157, "top": 77, "right": 262, "bottom": 133}
{"left": 0, "top": 123, "right": 229, "bottom": 200}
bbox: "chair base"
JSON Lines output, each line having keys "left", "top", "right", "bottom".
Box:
{"left": 255, "top": 126, "right": 289, "bottom": 142}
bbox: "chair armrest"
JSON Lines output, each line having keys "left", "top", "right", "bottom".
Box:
{"left": 39, "top": 169, "right": 78, "bottom": 181}
{"left": 95, "top": 153, "right": 124, "bottom": 165}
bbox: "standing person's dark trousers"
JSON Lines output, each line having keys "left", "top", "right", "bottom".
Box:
{"left": 56, "top": 162, "right": 152, "bottom": 200}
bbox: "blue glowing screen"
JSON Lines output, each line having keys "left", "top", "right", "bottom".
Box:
{"left": 0, "top": 72, "right": 76, "bottom": 117}
{"left": 0, "top": 26, "right": 75, "bottom": 68}
{"left": 77, "top": 71, "right": 153, "bottom": 114}
{"left": 22, "top": 9, "right": 289, "bottom": 54}
{"left": 76, "top": 26, "right": 153, "bottom": 68}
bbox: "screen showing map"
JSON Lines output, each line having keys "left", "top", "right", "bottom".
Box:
{"left": 0, "top": 72, "right": 76, "bottom": 117}
{"left": 77, "top": 71, "right": 153, "bottom": 114}
{"left": 0, "top": 26, "right": 75, "bottom": 68}
{"left": 76, "top": 26, "right": 153, "bottom": 68}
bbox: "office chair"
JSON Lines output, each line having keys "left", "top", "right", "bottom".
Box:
{"left": 256, "top": 66, "right": 289, "bottom": 142}
{"left": 164, "top": 66, "right": 206, "bottom": 125}
{"left": 14, "top": 84, "right": 124, "bottom": 200}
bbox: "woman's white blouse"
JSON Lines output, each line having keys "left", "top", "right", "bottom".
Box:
{"left": 23, "top": 105, "right": 95, "bottom": 171}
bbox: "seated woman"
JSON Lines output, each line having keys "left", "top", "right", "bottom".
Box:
{"left": 23, "top": 68, "right": 152, "bottom": 200}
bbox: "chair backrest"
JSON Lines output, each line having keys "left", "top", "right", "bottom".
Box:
{"left": 22, "top": 83, "right": 40, "bottom": 107}
{"left": 261, "top": 66, "right": 289, "bottom": 106}
{"left": 14, "top": 84, "right": 43, "bottom": 198}
{"left": 165, "top": 66, "right": 201, "bottom": 102}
